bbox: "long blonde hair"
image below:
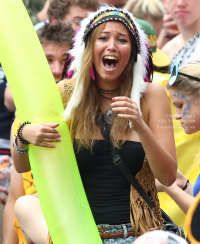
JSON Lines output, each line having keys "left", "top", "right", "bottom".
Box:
{"left": 69, "top": 22, "right": 137, "bottom": 151}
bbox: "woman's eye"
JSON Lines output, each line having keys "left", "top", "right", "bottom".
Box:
{"left": 99, "top": 36, "right": 108, "bottom": 41}
{"left": 176, "top": 104, "right": 183, "bottom": 109}
{"left": 118, "top": 38, "right": 128, "bottom": 43}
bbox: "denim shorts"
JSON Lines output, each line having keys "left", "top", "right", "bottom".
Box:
{"left": 97, "top": 223, "right": 136, "bottom": 244}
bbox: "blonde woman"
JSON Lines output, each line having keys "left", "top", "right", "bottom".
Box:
{"left": 124, "top": 0, "right": 165, "bottom": 36}
{"left": 156, "top": 61, "right": 200, "bottom": 214}
{"left": 13, "top": 7, "right": 176, "bottom": 244}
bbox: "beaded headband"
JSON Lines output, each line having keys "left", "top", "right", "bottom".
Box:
{"left": 82, "top": 9, "right": 141, "bottom": 59}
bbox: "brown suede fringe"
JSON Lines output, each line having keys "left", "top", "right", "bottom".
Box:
{"left": 130, "top": 156, "right": 163, "bottom": 235}
{"left": 47, "top": 232, "right": 53, "bottom": 244}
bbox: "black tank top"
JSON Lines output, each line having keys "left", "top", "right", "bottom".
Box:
{"left": 74, "top": 140, "right": 145, "bottom": 225}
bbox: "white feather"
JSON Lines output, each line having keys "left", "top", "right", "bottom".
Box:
{"left": 131, "top": 54, "right": 147, "bottom": 116}
{"left": 64, "top": 44, "right": 85, "bottom": 121}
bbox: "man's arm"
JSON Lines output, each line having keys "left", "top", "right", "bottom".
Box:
{"left": 4, "top": 86, "right": 16, "bottom": 112}
{"left": 37, "top": 0, "right": 49, "bottom": 21}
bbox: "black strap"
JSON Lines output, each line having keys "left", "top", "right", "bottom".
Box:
{"left": 110, "top": 147, "right": 155, "bottom": 209}
{"left": 97, "top": 110, "right": 155, "bottom": 209}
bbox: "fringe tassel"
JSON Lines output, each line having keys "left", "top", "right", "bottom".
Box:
{"left": 130, "top": 157, "right": 163, "bottom": 235}
{"left": 47, "top": 232, "right": 53, "bottom": 244}
{"left": 130, "top": 200, "right": 162, "bottom": 235}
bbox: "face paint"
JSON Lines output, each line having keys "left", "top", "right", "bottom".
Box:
{"left": 94, "top": 41, "right": 100, "bottom": 46}
{"left": 183, "top": 99, "right": 192, "bottom": 117}
{"left": 123, "top": 44, "right": 130, "bottom": 48}
{"left": 170, "top": 90, "right": 200, "bottom": 134}
{"left": 173, "top": 93, "right": 192, "bottom": 117}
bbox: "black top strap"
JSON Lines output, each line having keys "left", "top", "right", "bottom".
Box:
{"left": 110, "top": 147, "right": 155, "bottom": 209}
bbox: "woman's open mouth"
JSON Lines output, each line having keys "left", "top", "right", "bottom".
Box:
{"left": 102, "top": 56, "right": 118, "bottom": 70}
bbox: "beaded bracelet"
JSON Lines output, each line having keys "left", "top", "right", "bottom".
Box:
{"left": 17, "top": 121, "right": 31, "bottom": 145}
{"left": 13, "top": 136, "right": 28, "bottom": 154}
{"left": 182, "top": 179, "right": 190, "bottom": 191}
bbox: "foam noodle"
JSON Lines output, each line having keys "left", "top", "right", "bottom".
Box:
{"left": 0, "top": 1, "right": 101, "bottom": 243}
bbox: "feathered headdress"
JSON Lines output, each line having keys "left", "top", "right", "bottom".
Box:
{"left": 64, "top": 6, "right": 149, "bottom": 121}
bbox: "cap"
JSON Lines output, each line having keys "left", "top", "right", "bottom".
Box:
{"left": 135, "top": 18, "right": 170, "bottom": 67}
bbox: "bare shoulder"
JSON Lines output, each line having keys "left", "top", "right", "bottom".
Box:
{"left": 145, "top": 83, "right": 169, "bottom": 109}
{"left": 144, "top": 83, "right": 172, "bottom": 133}
{"left": 162, "top": 34, "right": 183, "bottom": 60}
{"left": 57, "top": 79, "right": 76, "bottom": 108}
{"left": 145, "top": 83, "right": 167, "bottom": 98}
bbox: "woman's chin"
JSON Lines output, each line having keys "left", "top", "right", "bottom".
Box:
{"left": 183, "top": 127, "right": 197, "bottom": 135}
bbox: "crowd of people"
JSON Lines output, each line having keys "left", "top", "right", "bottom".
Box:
{"left": 0, "top": 0, "right": 199, "bottom": 244}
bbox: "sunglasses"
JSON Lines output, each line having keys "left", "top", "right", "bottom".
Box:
{"left": 169, "top": 61, "right": 200, "bottom": 85}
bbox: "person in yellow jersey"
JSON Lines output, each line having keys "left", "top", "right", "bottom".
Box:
{"left": 136, "top": 18, "right": 200, "bottom": 229}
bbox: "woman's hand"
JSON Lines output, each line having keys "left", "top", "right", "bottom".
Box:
{"left": 155, "top": 179, "right": 165, "bottom": 192}
{"left": 22, "top": 123, "right": 61, "bottom": 148}
{"left": 111, "top": 96, "right": 145, "bottom": 131}
{"left": 156, "top": 170, "right": 193, "bottom": 195}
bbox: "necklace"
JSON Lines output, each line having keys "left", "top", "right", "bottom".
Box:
{"left": 99, "top": 93, "right": 112, "bottom": 100}
{"left": 98, "top": 87, "right": 120, "bottom": 95}
{"left": 98, "top": 87, "right": 120, "bottom": 100}
{"left": 96, "top": 107, "right": 113, "bottom": 150}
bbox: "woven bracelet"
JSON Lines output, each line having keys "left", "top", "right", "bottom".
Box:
{"left": 17, "top": 121, "right": 31, "bottom": 145}
{"left": 182, "top": 179, "right": 190, "bottom": 191}
{"left": 13, "top": 136, "right": 28, "bottom": 154}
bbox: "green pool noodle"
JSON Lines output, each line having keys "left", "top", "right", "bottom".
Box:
{"left": 0, "top": 0, "right": 102, "bottom": 243}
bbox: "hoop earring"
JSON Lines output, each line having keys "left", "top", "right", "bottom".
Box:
{"left": 90, "top": 65, "right": 96, "bottom": 80}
